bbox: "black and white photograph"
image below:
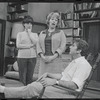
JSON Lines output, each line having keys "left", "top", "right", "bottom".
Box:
{"left": 0, "top": 1, "right": 100, "bottom": 99}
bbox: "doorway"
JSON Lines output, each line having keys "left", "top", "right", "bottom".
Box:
{"left": 83, "top": 21, "right": 100, "bottom": 81}
{"left": 0, "top": 19, "right": 6, "bottom": 76}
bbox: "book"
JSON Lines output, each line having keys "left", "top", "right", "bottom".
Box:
{"left": 87, "top": 3, "right": 93, "bottom": 9}
{"left": 73, "top": 21, "right": 79, "bottom": 28}
{"left": 77, "top": 3, "right": 83, "bottom": 10}
{"left": 83, "top": 3, "right": 88, "bottom": 10}
{"left": 94, "top": 3, "right": 100, "bottom": 8}
{"left": 74, "top": 3, "right": 78, "bottom": 11}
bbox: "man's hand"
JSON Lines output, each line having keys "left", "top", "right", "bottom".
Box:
{"left": 36, "top": 73, "right": 48, "bottom": 82}
{"left": 39, "top": 78, "right": 57, "bottom": 87}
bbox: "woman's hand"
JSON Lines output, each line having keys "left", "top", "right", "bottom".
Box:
{"left": 41, "top": 54, "right": 49, "bottom": 63}
{"left": 45, "top": 53, "right": 58, "bottom": 63}
{"left": 39, "top": 78, "right": 56, "bottom": 87}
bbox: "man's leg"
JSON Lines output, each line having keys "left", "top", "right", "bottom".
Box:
{"left": 2, "top": 82, "right": 43, "bottom": 98}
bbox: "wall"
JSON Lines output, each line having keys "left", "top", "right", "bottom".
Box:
{"left": 50, "top": 3, "right": 73, "bottom": 13}
{"left": 0, "top": 3, "right": 7, "bottom": 20}
{"left": 28, "top": 3, "right": 51, "bottom": 23}
{"left": 28, "top": 3, "right": 73, "bottom": 23}
{"left": 0, "top": 3, "right": 11, "bottom": 57}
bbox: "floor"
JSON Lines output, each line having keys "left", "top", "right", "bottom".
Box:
{"left": 0, "top": 77, "right": 100, "bottom": 98}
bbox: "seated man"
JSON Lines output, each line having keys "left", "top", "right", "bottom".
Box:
{"left": 0, "top": 39, "right": 92, "bottom": 98}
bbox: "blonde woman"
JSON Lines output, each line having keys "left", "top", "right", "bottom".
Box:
{"left": 37, "top": 11, "right": 66, "bottom": 77}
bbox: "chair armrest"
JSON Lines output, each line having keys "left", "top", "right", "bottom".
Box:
{"left": 37, "top": 85, "right": 80, "bottom": 98}
{"left": 53, "top": 85, "right": 80, "bottom": 94}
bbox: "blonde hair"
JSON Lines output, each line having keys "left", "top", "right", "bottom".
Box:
{"left": 46, "top": 11, "right": 61, "bottom": 28}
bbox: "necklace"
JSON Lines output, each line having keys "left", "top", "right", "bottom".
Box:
{"left": 48, "top": 29, "right": 55, "bottom": 36}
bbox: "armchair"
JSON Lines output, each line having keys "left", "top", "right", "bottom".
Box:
{"left": 35, "top": 52, "right": 100, "bottom": 99}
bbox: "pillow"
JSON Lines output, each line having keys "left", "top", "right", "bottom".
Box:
{"left": 4, "top": 71, "right": 19, "bottom": 80}
{"left": 4, "top": 71, "right": 38, "bottom": 81}
{"left": 13, "top": 61, "right": 19, "bottom": 71}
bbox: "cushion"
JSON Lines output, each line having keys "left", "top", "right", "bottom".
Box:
{"left": 4, "top": 71, "right": 38, "bottom": 81}
{"left": 13, "top": 61, "right": 19, "bottom": 72}
{"left": 4, "top": 71, "right": 19, "bottom": 80}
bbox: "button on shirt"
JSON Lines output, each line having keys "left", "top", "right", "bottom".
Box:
{"left": 61, "top": 57, "right": 92, "bottom": 91}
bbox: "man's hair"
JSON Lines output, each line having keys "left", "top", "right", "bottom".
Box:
{"left": 74, "top": 39, "right": 89, "bottom": 56}
{"left": 46, "top": 10, "right": 60, "bottom": 27}
{"left": 22, "top": 15, "right": 34, "bottom": 25}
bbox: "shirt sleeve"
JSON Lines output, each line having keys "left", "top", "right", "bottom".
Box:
{"left": 71, "top": 62, "right": 92, "bottom": 89}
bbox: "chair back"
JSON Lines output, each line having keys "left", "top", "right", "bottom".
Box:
{"left": 77, "top": 53, "right": 100, "bottom": 98}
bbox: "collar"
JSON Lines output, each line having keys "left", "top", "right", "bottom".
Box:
{"left": 42, "top": 28, "right": 60, "bottom": 34}
{"left": 74, "top": 56, "right": 85, "bottom": 63}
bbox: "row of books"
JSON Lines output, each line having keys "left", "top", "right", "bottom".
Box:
{"left": 59, "top": 19, "right": 79, "bottom": 28}
{"left": 61, "top": 12, "right": 73, "bottom": 20}
{"left": 59, "top": 12, "right": 73, "bottom": 28}
{"left": 74, "top": 3, "right": 100, "bottom": 11}
{"left": 74, "top": 11, "right": 98, "bottom": 19}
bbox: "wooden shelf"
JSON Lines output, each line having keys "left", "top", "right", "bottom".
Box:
{"left": 59, "top": 27, "right": 78, "bottom": 29}
{"left": 74, "top": 7, "right": 100, "bottom": 13}
{"left": 63, "top": 19, "right": 73, "bottom": 21}
{"left": 7, "top": 2, "right": 28, "bottom": 23}
{"left": 8, "top": 10, "right": 27, "bottom": 14}
{"left": 66, "top": 35, "right": 73, "bottom": 37}
{"left": 6, "top": 44, "right": 15, "bottom": 47}
{"left": 7, "top": 18, "right": 24, "bottom": 22}
{"left": 74, "top": 17, "right": 100, "bottom": 21}
{"left": 73, "top": 36, "right": 82, "bottom": 38}
{"left": 8, "top": 2, "right": 28, "bottom": 7}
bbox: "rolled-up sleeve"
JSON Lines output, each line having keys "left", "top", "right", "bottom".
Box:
{"left": 71, "top": 63, "right": 92, "bottom": 91}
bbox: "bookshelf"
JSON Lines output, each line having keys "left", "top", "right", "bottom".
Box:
{"left": 59, "top": 6, "right": 82, "bottom": 52}
{"left": 73, "top": 3, "right": 100, "bottom": 22}
{"left": 7, "top": 2, "right": 28, "bottom": 22}
{"left": 59, "top": 10, "right": 80, "bottom": 53}
{"left": 73, "top": 2, "right": 100, "bottom": 42}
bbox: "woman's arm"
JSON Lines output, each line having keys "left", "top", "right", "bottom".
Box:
{"left": 27, "top": 31, "right": 39, "bottom": 45}
{"left": 16, "top": 32, "right": 32, "bottom": 49}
